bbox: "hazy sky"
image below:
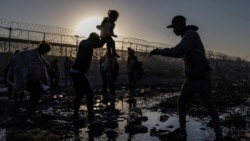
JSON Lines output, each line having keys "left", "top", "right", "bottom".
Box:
{"left": 0, "top": 0, "right": 249, "bottom": 60}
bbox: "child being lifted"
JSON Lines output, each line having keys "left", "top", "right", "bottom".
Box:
{"left": 97, "top": 10, "right": 120, "bottom": 58}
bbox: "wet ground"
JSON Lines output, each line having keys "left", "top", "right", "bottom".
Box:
{"left": 0, "top": 85, "right": 250, "bottom": 141}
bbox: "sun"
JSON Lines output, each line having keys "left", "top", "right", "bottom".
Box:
{"left": 76, "top": 17, "right": 103, "bottom": 37}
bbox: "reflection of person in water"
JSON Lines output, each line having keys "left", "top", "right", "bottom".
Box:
{"left": 150, "top": 15, "right": 223, "bottom": 141}
{"left": 70, "top": 32, "right": 105, "bottom": 122}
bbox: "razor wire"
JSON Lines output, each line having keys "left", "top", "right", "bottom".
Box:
{"left": 0, "top": 18, "right": 247, "bottom": 63}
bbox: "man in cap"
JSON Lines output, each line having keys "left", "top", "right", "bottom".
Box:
{"left": 150, "top": 15, "right": 224, "bottom": 141}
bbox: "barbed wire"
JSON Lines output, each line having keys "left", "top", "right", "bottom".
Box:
{"left": 0, "top": 18, "right": 247, "bottom": 62}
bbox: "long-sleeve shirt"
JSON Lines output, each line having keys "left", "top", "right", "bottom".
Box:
{"left": 158, "top": 28, "right": 211, "bottom": 78}
{"left": 71, "top": 39, "right": 105, "bottom": 73}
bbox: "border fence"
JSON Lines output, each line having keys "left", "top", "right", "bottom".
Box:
{"left": 0, "top": 18, "right": 172, "bottom": 58}
{"left": 0, "top": 18, "right": 246, "bottom": 62}
{"left": 0, "top": 18, "right": 249, "bottom": 84}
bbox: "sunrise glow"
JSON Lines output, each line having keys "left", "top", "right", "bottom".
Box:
{"left": 76, "top": 17, "right": 120, "bottom": 38}
{"left": 76, "top": 17, "right": 103, "bottom": 37}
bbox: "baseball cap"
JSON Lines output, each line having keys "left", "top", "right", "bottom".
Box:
{"left": 167, "top": 15, "right": 186, "bottom": 28}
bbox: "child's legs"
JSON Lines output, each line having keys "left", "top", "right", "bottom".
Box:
{"left": 106, "top": 37, "right": 115, "bottom": 54}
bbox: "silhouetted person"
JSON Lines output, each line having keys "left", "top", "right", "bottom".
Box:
{"left": 127, "top": 49, "right": 143, "bottom": 93}
{"left": 150, "top": 15, "right": 223, "bottom": 141}
{"left": 48, "top": 58, "right": 60, "bottom": 89}
{"left": 99, "top": 52, "right": 119, "bottom": 109}
{"left": 7, "top": 41, "right": 51, "bottom": 112}
{"left": 127, "top": 48, "right": 137, "bottom": 95}
{"left": 70, "top": 32, "right": 105, "bottom": 122}
{"left": 127, "top": 48, "right": 143, "bottom": 108}
{"left": 97, "top": 10, "right": 120, "bottom": 58}
{"left": 64, "top": 57, "right": 73, "bottom": 87}
{"left": 4, "top": 50, "right": 20, "bottom": 100}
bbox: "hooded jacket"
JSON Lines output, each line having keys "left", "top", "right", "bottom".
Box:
{"left": 158, "top": 25, "right": 211, "bottom": 78}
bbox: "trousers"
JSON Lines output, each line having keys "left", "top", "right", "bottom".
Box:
{"left": 70, "top": 72, "right": 94, "bottom": 121}
{"left": 178, "top": 71, "right": 222, "bottom": 138}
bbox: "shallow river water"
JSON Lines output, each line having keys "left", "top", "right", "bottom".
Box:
{"left": 68, "top": 92, "right": 217, "bottom": 141}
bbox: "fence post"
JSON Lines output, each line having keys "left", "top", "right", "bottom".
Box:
{"left": 8, "top": 27, "right": 12, "bottom": 53}
{"left": 60, "top": 35, "right": 63, "bottom": 57}
{"left": 43, "top": 33, "right": 45, "bottom": 40}
{"left": 75, "top": 35, "right": 79, "bottom": 54}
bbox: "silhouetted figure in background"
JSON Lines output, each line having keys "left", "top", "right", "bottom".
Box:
{"left": 97, "top": 10, "right": 120, "bottom": 58}
{"left": 150, "top": 15, "right": 223, "bottom": 141}
{"left": 99, "top": 52, "right": 119, "bottom": 109}
{"left": 127, "top": 48, "right": 143, "bottom": 94}
{"left": 127, "top": 48, "right": 137, "bottom": 96}
{"left": 4, "top": 50, "right": 20, "bottom": 100}
{"left": 64, "top": 57, "right": 73, "bottom": 87}
{"left": 7, "top": 41, "right": 51, "bottom": 112}
{"left": 48, "top": 58, "right": 60, "bottom": 89}
{"left": 127, "top": 48, "right": 143, "bottom": 108}
{"left": 70, "top": 32, "right": 105, "bottom": 122}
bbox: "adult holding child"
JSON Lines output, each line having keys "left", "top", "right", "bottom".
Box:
{"left": 70, "top": 32, "right": 105, "bottom": 122}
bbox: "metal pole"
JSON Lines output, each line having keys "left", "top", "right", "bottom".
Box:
{"left": 75, "top": 35, "right": 79, "bottom": 55}
{"left": 60, "top": 35, "right": 63, "bottom": 57}
{"left": 8, "top": 27, "right": 12, "bottom": 53}
{"left": 43, "top": 33, "right": 46, "bottom": 40}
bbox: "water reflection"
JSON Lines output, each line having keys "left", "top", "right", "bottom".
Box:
{"left": 0, "top": 128, "right": 6, "bottom": 141}
{"left": 75, "top": 92, "right": 217, "bottom": 141}
{"left": 2, "top": 89, "right": 247, "bottom": 140}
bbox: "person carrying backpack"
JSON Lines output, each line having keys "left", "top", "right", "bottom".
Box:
{"left": 70, "top": 33, "right": 105, "bottom": 122}
{"left": 99, "top": 52, "right": 119, "bottom": 109}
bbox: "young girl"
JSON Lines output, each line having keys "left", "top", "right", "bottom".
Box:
{"left": 97, "top": 10, "right": 120, "bottom": 58}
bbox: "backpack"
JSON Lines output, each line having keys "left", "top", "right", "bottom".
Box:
{"left": 101, "top": 57, "right": 119, "bottom": 81}
{"left": 101, "top": 57, "right": 110, "bottom": 72}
